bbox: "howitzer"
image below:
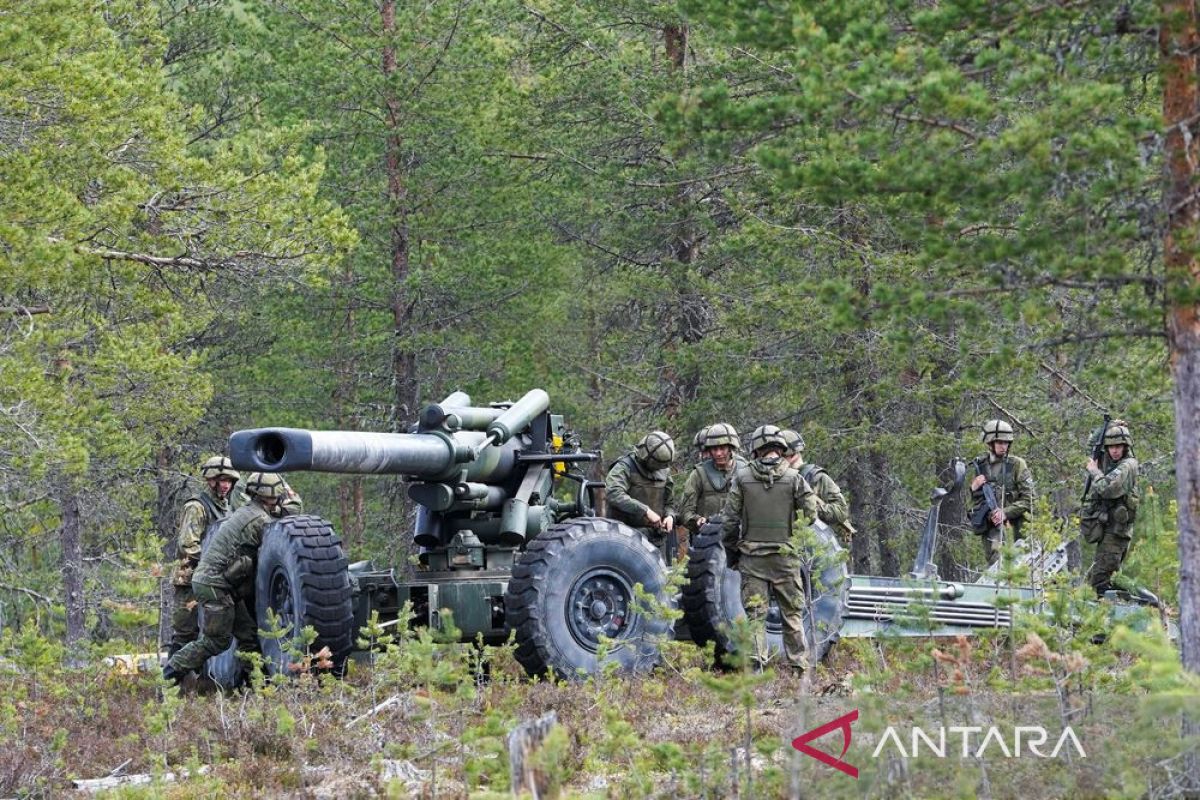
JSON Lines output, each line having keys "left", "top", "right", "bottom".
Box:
{"left": 224, "top": 389, "right": 676, "bottom": 682}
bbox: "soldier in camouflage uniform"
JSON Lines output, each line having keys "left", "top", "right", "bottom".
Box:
{"left": 968, "top": 420, "right": 1035, "bottom": 567}
{"left": 1082, "top": 423, "right": 1139, "bottom": 597}
{"left": 605, "top": 431, "right": 677, "bottom": 561}
{"left": 168, "top": 456, "right": 241, "bottom": 658}
{"left": 719, "top": 425, "right": 819, "bottom": 671}
{"left": 692, "top": 426, "right": 710, "bottom": 463}
{"left": 162, "top": 472, "right": 302, "bottom": 684}
{"left": 677, "top": 423, "right": 745, "bottom": 556}
{"left": 781, "top": 429, "right": 855, "bottom": 545}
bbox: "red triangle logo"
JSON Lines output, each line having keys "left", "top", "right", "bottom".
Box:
{"left": 791, "top": 709, "right": 859, "bottom": 778}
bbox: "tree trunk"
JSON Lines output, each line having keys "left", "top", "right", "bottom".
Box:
{"left": 382, "top": 0, "right": 418, "bottom": 427}
{"left": 871, "top": 448, "right": 901, "bottom": 577}
{"left": 1160, "top": 0, "right": 1200, "bottom": 677}
{"left": 60, "top": 488, "right": 85, "bottom": 649}
{"left": 154, "top": 446, "right": 184, "bottom": 649}
{"left": 380, "top": 0, "right": 418, "bottom": 550}
{"left": 845, "top": 453, "right": 873, "bottom": 573}
{"left": 935, "top": 454, "right": 966, "bottom": 582}
{"left": 660, "top": 22, "right": 708, "bottom": 418}
{"left": 332, "top": 258, "right": 366, "bottom": 548}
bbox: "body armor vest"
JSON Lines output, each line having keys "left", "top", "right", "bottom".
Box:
{"left": 192, "top": 492, "right": 230, "bottom": 526}
{"left": 736, "top": 465, "right": 801, "bottom": 543}
{"left": 610, "top": 455, "right": 667, "bottom": 528}
{"left": 695, "top": 460, "right": 734, "bottom": 519}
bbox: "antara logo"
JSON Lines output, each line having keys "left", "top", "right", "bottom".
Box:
{"left": 791, "top": 709, "right": 859, "bottom": 778}
{"left": 791, "top": 710, "right": 1087, "bottom": 778}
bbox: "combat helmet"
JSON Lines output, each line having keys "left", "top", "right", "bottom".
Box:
{"left": 200, "top": 455, "right": 240, "bottom": 483}
{"left": 244, "top": 471, "right": 288, "bottom": 500}
{"left": 1102, "top": 424, "right": 1133, "bottom": 448}
{"left": 1088, "top": 419, "right": 1128, "bottom": 450}
{"left": 702, "top": 423, "right": 740, "bottom": 450}
{"left": 747, "top": 424, "right": 788, "bottom": 456}
{"left": 635, "top": 431, "right": 675, "bottom": 470}
{"left": 693, "top": 426, "right": 710, "bottom": 451}
{"left": 780, "top": 429, "right": 805, "bottom": 456}
{"left": 981, "top": 419, "right": 1015, "bottom": 445}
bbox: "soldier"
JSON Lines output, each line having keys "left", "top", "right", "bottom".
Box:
{"left": 781, "top": 429, "right": 855, "bottom": 545}
{"left": 719, "top": 425, "right": 819, "bottom": 672}
{"left": 162, "top": 472, "right": 300, "bottom": 685}
{"left": 605, "top": 431, "right": 677, "bottom": 561}
{"left": 677, "top": 423, "right": 744, "bottom": 546}
{"left": 168, "top": 456, "right": 241, "bottom": 659}
{"left": 968, "top": 419, "right": 1034, "bottom": 567}
{"left": 1082, "top": 423, "right": 1139, "bottom": 597}
{"left": 692, "top": 425, "right": 710, "bottom": 463}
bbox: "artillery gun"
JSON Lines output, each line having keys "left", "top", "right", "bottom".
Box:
{"left": 222, "top": 389, "right": 676, "bottom": 682}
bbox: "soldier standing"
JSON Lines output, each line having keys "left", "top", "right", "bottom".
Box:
{"left": 677, "top": 423, "right": 744, "bottom": 551}
{"left": 781, "top": 429, "right": 855, "bottom": 545}
{"left": 605, "top": 431, "right": 677, "bottom": 561}
{"left": 968, "top": 419, "right": 1034, "bottom": 567}
{"left": 162, "top": 472, "right": 299, "bottom": 685}
{"left": 168, "top": 456, "right": 240, "bottom": 659}
{"left": 719, "top": 425, "right": 819, "bottom": 672}
{"left": 1082, "top": 423, "right": 1139, "bottom": 597}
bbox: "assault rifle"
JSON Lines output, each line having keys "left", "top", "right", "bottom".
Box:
{"left": 1080, "top": 413, "right": 1112, "bottom": 505}
{"left": 970, "top": 481, "right": 1004, "bottom": 531}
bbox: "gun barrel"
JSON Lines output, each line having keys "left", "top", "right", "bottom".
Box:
{"left": 230, "top": 427, "right": 467, "bottom": 478}
{"left": 486, "top": 389, "right": 550, "bottom": 445}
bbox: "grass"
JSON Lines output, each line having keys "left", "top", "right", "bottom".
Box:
{"left": 0, "top": 621, "right": 1196, "bottom": 799}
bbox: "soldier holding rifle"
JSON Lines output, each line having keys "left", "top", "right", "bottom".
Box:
{"left": 968, "top": 419, "right": 1035, "bottom": 567}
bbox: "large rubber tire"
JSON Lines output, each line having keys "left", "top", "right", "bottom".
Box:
{"left": 255, "top": 515, "right": 355, "bottom": 680}
{"left": 196, "top": 520, "right": 245, "bottom": 690}
{"left": 682, "top": 520, "right": 848, "bottom": 665}
{"left": 505, "top": 517, "right": 673, "bottom": 678}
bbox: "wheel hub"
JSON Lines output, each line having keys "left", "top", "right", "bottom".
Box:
{"left": 568, "top": 569, "right": 634, "bottom": 651}
{"left": 269, "top": 569, "right": 297, "bottom": 641}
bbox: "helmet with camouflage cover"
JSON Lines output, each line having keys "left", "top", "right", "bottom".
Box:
{"left": 244, "top": 471, "right": 288, "bottom": 500}
{"left": 747, "top": 424, "right": 788, "bottom": 456}
{"left": 1102, "top": 423, "right": 1132, "bottom": 448}
{"left": 200, "top": 455, "right": 240, "bottom": 483}
{"left": 635, "top": 431, "right": 675, "bottom": 470}
{"left": 1089, "top": 419, "right": 1129, "bottom": 450}
{"left": 702, "top": 422, "right": 740, "bottom": 451}
{"left": 693, "top": 426, "right": 710, "bottom": 451}
{"left": 981, "top": 419, "right": 1015, "bottom": 445}
{"left": 780, "top": 429, "right": 805, "bottom": 455}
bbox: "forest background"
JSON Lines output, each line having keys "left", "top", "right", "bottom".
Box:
{"left": 1, "top": 0, "right": 1200, "bottom": 795}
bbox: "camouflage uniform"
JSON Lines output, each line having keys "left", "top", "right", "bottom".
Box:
{"left": 678, "top": 457, "right": 744, "bottom": 531}
{"left": 969, "top": 420, "right": 1034, "bottom": 566}
{"left": 164, "top": 473, "right": 301, "bottom": 680}
{"left": 1082, "top": 425, "right": 1139, "bottom": 596}
{"left": 169, "top": 457, "right": 240, "bottom": 656}
{"left": 782, "top": 429, "right": 855, "bottom": 545}
{"left": 605, "top": 431, "right": 676, "bottom": 559}
{"left": 678, "top": 423, "right": 745, "bottom": 533}
{"left": 719, "top": 426, "right": 819, "bottom": 670}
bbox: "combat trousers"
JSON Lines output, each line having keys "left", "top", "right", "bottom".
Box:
{"left": 166, "top": 582, "right": 257, "bottom": 673}
{"left": 168, "top": 583, "right": 199, "bottom": 652}
{"left": 980, "top": 522, "right": 1024, "bottom": 567}
{"left": 1086, "top": 532, "right": 1130, "bottom": 597}
{"left": 738, "top": 553, "right": 808, "bottom": 669}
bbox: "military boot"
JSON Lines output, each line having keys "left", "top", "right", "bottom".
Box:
{"left": 161, "top": 662, "right": 185, "bottom": 686}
